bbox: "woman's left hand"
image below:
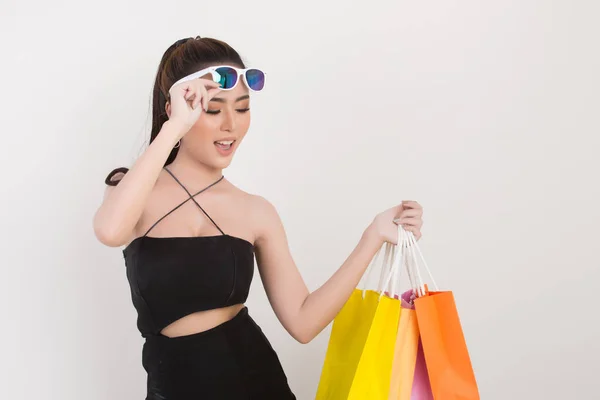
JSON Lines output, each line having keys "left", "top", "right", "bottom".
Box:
{"left": 393, "top": 200, "right": 424, "bottom": 240}
{"left": 367, "top": 200, "right": 424, "bottom": 245}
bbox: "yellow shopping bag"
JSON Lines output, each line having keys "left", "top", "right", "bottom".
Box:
{"left": 316, "top": 242, "right": 404, "bottom": 400}
{"left": 315, "top": 288, "right": 380, "bottom": 399}
{"left": 316, "top": 289, "right": 401, "bottom": 400}
{"left": 348, "top": 294, "right": 401, "bottom": 400}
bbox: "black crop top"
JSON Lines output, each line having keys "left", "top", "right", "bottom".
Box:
{"left": 108, "top": 167, "right": 255, "bottom": 338}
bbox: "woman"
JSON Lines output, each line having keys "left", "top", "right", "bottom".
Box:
{"left": 93, "top": 35, "right": 424, "bottom": 399}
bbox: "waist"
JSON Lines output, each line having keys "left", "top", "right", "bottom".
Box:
{"left": 144, "top": 306, "right": 252, "bottom": 347}
{"left": 159, "top": 304, "right": 246, "bottom": 338}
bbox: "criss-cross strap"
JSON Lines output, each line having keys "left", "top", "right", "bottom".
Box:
{"left": 143, "top": 167, "right": 226, "bottom": 237}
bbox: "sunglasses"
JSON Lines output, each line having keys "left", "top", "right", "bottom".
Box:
{"left": 171, "top": 65, "right": 266, "bottom": 92}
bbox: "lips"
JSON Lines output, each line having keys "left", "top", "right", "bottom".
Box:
{"left": 214, "top": 139, "right": 237, "bottom": 156}
{"left": 214, "top": 140, "right": 234, "bottom": 150}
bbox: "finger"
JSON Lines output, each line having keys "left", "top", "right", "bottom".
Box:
{"left": 393, "top": 215, "right": 421, "bottom": 226}
{"left": 199, "top": 86, "right": 209, "bottom": 110}
{"left": 399, "top": 209, "right": 422, "bottom": 219}
{"left": 395, "top": 217, "right": 422, "bottom": 227}
{"left": 182, "top": 84, "right": 192, "bottom": 98}
{"left": 206, "top": 87, "right": 222, "bottom": 99}
{"left": 403, "top": 225, "right": 421, "bottom": 239}
{"left": 170, "top": 82, "right": 190, "bottom": 97}
{"left": 199, "top": 78, "right": 221, "bottom": 88}
{"left": 194, "top": 87, "right": 203, "bottom": 108}
{"left": 189, "top": 93, "right": 198, "bottom": 109}
{"left": 184, "top": 88, "right": 195, "bottom": 101}
{"left": 402, "top": 200, "right": 422, "bottom": 210}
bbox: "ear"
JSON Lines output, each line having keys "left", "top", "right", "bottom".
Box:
{"left": 165, "top": 101, "right": 171, "bottom": 118}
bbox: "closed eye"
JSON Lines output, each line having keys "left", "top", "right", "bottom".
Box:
{"left": 205, "top": 108, "right": 250, "bottom": 115}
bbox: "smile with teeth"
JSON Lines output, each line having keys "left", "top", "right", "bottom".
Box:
{"left": 215, "top": 140, "right": 235, "bottom": 150}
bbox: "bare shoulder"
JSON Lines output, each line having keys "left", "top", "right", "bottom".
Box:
{"left": 239, "top": 191, "right": 283, "bottom": 243}
{"left": 241, "top": 191, "right": 278, "bottom": 218}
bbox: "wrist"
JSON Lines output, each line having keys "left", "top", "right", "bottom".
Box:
{"left": 161, "top": 120, "right": 188, "bottom": 141}
{"left": 361, "top": 223, "right": 383, "bottom": 251}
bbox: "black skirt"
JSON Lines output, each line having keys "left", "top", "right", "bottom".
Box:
{"left": 142, "top": 307, "right": 296, "bottom": 400}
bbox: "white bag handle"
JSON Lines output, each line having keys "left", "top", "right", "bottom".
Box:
{"left": 359, "top": 230, "right": 403, "bottom": 299}
{"left": 378, "top": 225, "right": 410, "bottom": 300}
{"left": 359, "top": 224, "right": 438, "bottom": 300}
{"left": 382, "top": 225, "right": 439, "bottom": 300}
{"left": 358, "top": 243, "right": 387, "bottom": 298}
{"left": 404, "top": 229, "right": 439, "bottom": 297}
{"left": 403, "top": 230, "right": 417, "bottom": 295}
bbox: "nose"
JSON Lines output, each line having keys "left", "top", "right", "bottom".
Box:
{"left": 220, "top": 109, "right": 236, "bottom": 132}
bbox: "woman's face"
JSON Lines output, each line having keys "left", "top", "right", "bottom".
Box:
{"left": 171, "top": 74, "right": 251, "bottom": 170}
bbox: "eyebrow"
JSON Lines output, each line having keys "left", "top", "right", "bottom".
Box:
{"left": 210, "top": 95, "right": 250, "bottom": 103}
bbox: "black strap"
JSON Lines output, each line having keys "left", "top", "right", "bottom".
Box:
{"left": 143, "top": 168, "right": 226, "bottom": 237}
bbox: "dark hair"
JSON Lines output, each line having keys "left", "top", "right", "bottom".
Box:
{"left": 105, "top": 36, "right": 245, "bottom": 186}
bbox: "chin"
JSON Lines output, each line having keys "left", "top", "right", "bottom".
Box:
{"left": 210, "top": 156, "right": 234, "bottom": 170}
{"left": 215, "top": 160, "right": 233, "bottom": 170}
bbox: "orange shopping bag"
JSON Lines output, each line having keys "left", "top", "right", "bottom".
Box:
{"left": 415, "top": 290, "right": 479, "bottom": 399}
{"left": 404, "top": 230, "right": 480, "bottom": 400}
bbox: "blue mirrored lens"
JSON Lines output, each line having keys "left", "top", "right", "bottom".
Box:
{"left": 245, "top": 69, "right": 265, "bottom": 91}
{"left": 214, "top": 67, "right": 238, "bottom": 89}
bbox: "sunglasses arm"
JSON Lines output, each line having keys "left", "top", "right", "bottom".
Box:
{"left": 169, "top": 67, "right": 216, "bottom": 91}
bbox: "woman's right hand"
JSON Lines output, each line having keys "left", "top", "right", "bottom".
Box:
{"left": 167, "top": 78, "right": 222, "bottom": 136}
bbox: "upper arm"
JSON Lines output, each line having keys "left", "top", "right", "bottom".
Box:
{"left": 94, "top": 167, "right": 135, "bottom": 247}
{"left": 99, "top": 167, "right": 129, "bottom": 205}
{"left": 251, "top": 195, "right": 309, "bottom": 339}
{"left": 101, "top": 167, "right": 128, "bottom": 203}
{"left": 105, "top": 167, "right": 129, "bottom": 186}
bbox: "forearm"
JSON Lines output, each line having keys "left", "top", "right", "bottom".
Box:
{"left": 295, "top": 225, "right": 382, "bottom": 342}
{"left": 93, "top": 121, "right": 184, "bottom": 246}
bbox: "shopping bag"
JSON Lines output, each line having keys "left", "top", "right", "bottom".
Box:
{"left": 412, "top": 338, "right": 434, "bottom": 400}
{"left": 348, "top": 228, "right": 418, "bottom": 400}
{"left": 397, "top": 287, "right": 433, "bottom": 400}
{"left": 388, "top": 303, "right": 420, "bottom": 400}
{"left": 316, "top": 241, "right": 404, "bottom": 400}
{"left": 415, "top": 291, "right": 479, "bottom": 399}
{"left": 348, "top": 293, "right": 401, "bottom": 400}
{"left": 403, "top": 231, "right": 480, "bottom": 400}
{"left": 315, "top": 288, "right": 379, "bottom": 399}
{"left": 388, "top": 283, "right": 433, "bottom": 399}
{"left": 384, "top": 227, "right": 429, "bottom": 400}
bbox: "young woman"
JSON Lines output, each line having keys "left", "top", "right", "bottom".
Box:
{"left": 93, "top": 35, "right": 424, "bottom": 399}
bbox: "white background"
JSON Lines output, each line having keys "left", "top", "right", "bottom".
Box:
{"left": 2, "top": 0, "right": 599, "bottom": 399}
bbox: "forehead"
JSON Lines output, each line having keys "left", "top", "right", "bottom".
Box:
{"left": 212, "top": 81, "right": 249, "bottom": 101}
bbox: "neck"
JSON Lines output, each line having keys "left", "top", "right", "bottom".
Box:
{"left": 166, "top": 153, "right": 224, "bottom": 189}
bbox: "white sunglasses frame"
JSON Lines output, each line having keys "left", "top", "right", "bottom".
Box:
{"left": 170, "top": 65, "right": 266, "bottom": 93}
